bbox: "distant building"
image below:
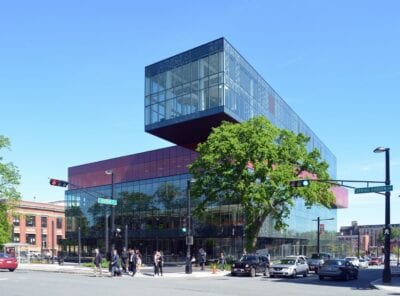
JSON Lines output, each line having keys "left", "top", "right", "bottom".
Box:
{"left": 9, "top": 200, "right": 65, "bottom": 257}
{"left": 339, "top": 221, "right": 400, "bottom": 256}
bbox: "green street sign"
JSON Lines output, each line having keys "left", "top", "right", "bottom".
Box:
{"left": 354, "top": 185, "right": 393, "bottom": 194}
{"left": 97, "top": 197, "right": 117, "bottom": 206}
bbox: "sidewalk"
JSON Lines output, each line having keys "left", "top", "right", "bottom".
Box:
{"left": 17, "top": 263, "right": 230, "bottom": 278}
{"left": 371, "top": 276, "right": 400, "bottom": 293}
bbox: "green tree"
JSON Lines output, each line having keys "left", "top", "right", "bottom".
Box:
{"left": 189, "top": 116, "right": 334, "bottom": 252}
{"left": 0, "top": 135, "right": 21, "bottom": 245}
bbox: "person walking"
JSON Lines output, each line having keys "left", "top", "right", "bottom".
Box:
{"left": 121, "top": 247, "right": 128, "bottom": 273}
{"left": 199, "top": 247, "right": 206, "bottom": 271}
{"left": 157, "top": 251, "right": 164, "bottom": 276}
{"left": 153, "top": 251, "right": 160, "bottom": 276}
{"left": 136, "top": 249, "right": 142, "bottom": 273}
{"left": 111, "top": 249, "right": 120, "bottom": 277}
{"left": 219, "top": 252, "right": 226, "bottom": 271}
{"left": 128, "top": 248, "right": 137, "bottom": 276}
{"left": 94, "top": 248, "right": 103, "bottom": 277}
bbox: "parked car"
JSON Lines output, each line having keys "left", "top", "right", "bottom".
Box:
{"left": 0, "top": 252, "right": 18, "bottom": 272}
{"left": 231, "top": 254, "right": 269, "bottom": 277}
{"left": 358, "top": 258, "right": 369, "bottom": 269}
{"left": 345, "top": 256, "right": 360, "bottom": 267}
{"left": 269, "top": 256, "right": 309, "bottom": 278}
{"left": 306, "top": 253, "right": 331, "bottom": 273}
{"left": 368, "top": 257, "right": 382, "bottom": 266}
{"left": 318, "top": 259, "right": 358, "bottom": 281}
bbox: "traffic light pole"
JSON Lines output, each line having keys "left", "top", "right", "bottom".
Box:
{"left": 382, "top": 148, "right": 391, "bottom": 283}
{"left": 312, "top": 217, "right": 334, "bottom": 255}
{"left": 317, "top": 217, "right": 320, "bottom": 254}
{"left": 185, "top": 179, "right": 192, "bottom": 274}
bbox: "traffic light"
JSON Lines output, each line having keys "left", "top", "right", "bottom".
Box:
{"left": 289, "top": 179, "right": 310, "bottom": 187}
{"left": 49, "top": 178, "right": 68, "bottom": 187}
{"left": 181, "top": 218, "right": 187, "bottom": 233}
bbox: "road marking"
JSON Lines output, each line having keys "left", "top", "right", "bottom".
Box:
{"left": 0, "top": 278, "right": 8, "bottom": 281}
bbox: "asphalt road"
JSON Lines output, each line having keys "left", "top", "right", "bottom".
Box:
{"left": 0, "top": 267, "right": 391, "bottom": 296}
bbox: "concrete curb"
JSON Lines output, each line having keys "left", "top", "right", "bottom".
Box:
{"left": 17, "top": 264, "right": 231, "bottom": 278}
{"left": 370, "top": 279, "right": 400, "bottom": 293}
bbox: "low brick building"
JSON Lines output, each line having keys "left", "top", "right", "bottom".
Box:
{"left": 10, "top": 200, "right": 65, "bottom": 257}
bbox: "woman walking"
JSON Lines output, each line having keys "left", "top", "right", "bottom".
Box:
{"left": 153, "top": 251, "right": 160, "bottom": 276}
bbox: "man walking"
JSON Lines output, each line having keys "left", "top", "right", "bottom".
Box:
{"left": 199, "top": 247, "right": 206, "bottom": 271}
{"left": 111, "top": 249, "right": 120, "bottom": 277}
{"left": 94, "top": 248, "right": 102, "bottom": 277}
{"left": 128, "top": 248, "right": 137, "bottom": 276}
{"left": 121, "top": 247, "right": 128, "bottom": 273}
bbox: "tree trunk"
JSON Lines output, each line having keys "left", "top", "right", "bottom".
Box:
{"left": 244, "top": 212, "right": 268, "bottom": 253}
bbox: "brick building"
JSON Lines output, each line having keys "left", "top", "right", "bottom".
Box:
{"left": 10, "top": 200, "right": 65, "bottom": 257}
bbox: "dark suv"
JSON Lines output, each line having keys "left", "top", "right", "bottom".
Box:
{"left": 231, "top": 254, "right": 269, "bottom": 277}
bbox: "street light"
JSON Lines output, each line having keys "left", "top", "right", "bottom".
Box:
{"left": 374, "top": 146, "right": 391, "bottom": 283}
{"left": 105, "top": 170, "right": 115, "bottom": 253}
{"left": 185, "top": 178, "right": 195, "bottom": 274}
{"left": 312, "top": 217, "right": 334, "bottom": 254}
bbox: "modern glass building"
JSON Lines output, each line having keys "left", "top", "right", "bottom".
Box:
{"left": 64, "top": 38, "right": 347, "bottom": 262}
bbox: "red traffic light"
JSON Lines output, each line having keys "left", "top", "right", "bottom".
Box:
{"left": 49, "top": 178, "right": 68, "bottom": 187}
{"left": 290, "top": 179, "right": 310, "bottom": 187}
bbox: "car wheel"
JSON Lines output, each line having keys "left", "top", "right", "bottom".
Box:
{"left": 250, "top": 268, "right": 256, "bottom": 277}
{"left": 344, "top": 272, "right": 350, "bottom": 281}
{"left": 303, "top": 270, "right": 308, "bottom": 277}
{"left": 353, "top": 271, "right": 358, "bottom": 280}
{"left": 319, "top": 275, "right": 324, "bottom": 280}
{"left": 231, "top": 272, "right": 236, "bottom": 276}
{"left": 9, "top": 269, "right": 15, "bottom": 272}
{"left": 291, "top": 270, "right": 297, "bottom": 278}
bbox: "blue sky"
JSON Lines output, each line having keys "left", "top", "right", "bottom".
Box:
{"left": 1, "top": 0, "right": 399, "bottom": 230}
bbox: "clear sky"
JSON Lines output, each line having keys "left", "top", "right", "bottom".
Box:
{"left": 1, "top": 0, "right": 399, "bottom": 231}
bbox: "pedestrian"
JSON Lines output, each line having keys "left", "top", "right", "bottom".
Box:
{"left": 153, "top": 251, "right": 160, "bottom": 276}
{"left": 128, "top": 248, "right": 137, "bottom": 276}
{"left": 111, "top": 249, "right": 120, "bottom": 277}
{"left": 121, "top": 247, "right": 128, "bottom": 273}
{"left": 94, "top": 248, "right": 103, "bottom": 277}
{"left": 136, "top": 249, "right": 142, "bottom": 273}
{"left": 199, "top": 247, "right": 206, "bottom": 271}
{"left": 157, "top": 251, "right": 164, "bottom": 276}
{"left": 219, "top": 252, "right": 225, "bottom": 271}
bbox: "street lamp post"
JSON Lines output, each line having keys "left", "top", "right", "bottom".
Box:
{"left": 105, "top": 170, "right": 115, "bottom": 252}
{"left": 313, "top": 217, "right": 334, "bottom": 254}
{"left": 185, "top": 179, "right": 195, "bottom": 274}
{"left": 374, "top": 146, "right": 391, "bottom": 283}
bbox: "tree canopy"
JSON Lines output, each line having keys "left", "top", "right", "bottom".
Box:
{"left": 0, "top": 135, "right": 21, "bottom": 245}
{"left": 189, "top": 116, "right": 335, "bottom": 251}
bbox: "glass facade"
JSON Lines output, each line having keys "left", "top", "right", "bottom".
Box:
{"left": 145, "top": 38, "right": 336, "bottom": 177}
{"left": 66, "top": 173, "right": 248, "bottom": 261}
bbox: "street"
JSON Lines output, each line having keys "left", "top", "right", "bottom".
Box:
{"left": 0, "top": 267, "right": 392, "bottom": 296}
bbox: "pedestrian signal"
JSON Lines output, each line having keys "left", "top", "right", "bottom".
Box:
{"left": 49, "top": 178, "right": 68, "bottom": 187}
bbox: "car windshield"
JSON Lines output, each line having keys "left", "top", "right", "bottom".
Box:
{"left": 239, "top": 255, "right": 257, "bottom": 262}
{"left": 324, "top": 260, "right": 344, "bottom": 266}
{"left": 280, "top": 259, "right": 295, "bottom": 265}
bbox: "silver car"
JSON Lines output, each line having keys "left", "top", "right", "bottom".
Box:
{"left": 269, "top": 257, "right": 309, "bottom": 278}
